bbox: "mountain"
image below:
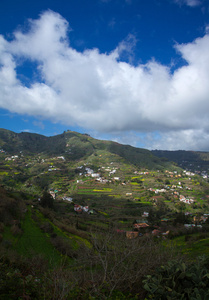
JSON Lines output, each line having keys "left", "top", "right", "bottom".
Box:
{"left": 152, "top": 150, "right": 209, "bottom": 173}
{"left": 0, "top": 128, "right": 174, "bottom": 170}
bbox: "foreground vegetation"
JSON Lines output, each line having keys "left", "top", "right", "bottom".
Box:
{"left": 1, "top": 183, "right": 209, "bottom": 299}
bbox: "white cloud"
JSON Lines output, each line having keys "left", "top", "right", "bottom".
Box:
{"left": 147, "top": 129, "right": 209, "bottom": 151}
{"left": 174, "top": 0, "right": 202, "bottom": 7}
{"left": 21, "top": 129, "right": 32, "bottom": 133}
{"left": 0, "top": 10, "right": 209, "bottom": 150}
{"left": 185, "top": 0, "right": 201, "bottom": 7}
{"left": 33, "top": 120, "right": 45, "bottom": 130}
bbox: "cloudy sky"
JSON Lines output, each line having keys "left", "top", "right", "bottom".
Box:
{"left": 1, "top": 0, "right": 209, "bottom": 150}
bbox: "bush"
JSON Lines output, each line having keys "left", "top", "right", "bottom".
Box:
{"left": 76, "top": 231, "right": 179, "bottom": 298}
{"left": 0, "top": 254, "right": 47, "bottom": 299}
{"left": 143, "top": 256, "right": 209, "bottom": 299}
{"left": 11, "top": 224, "right": 23, "bottom": 236}
{"left": 40, "top": 222, "right": 54, "bottom": 234}
{"left": 51, "top": 236, "right": 78, "bottom": 258}
{"left": 40, "top": 191, "right": 54, "bottom": 209}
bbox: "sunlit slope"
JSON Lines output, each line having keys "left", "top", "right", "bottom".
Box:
{"left": 0, "top": 128, "right": 174, "bottom": 170}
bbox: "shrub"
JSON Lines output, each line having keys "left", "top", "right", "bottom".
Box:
{"left": 11, "top": 224, "right": 23, "bottom": 236}
{"left": 0, "top": 254, "right": 47, "bottom": 299}
{"left": 40, "top": 191, "right": 54, "bottom": 209}
{"left": 40, "top": 222, "right": 54, "bottom": 234}
{"left": 143, "top": 255, "right": 209, "bottom": 299}
{"left": 51, "top": 236, "right": 78, "bottom": 258}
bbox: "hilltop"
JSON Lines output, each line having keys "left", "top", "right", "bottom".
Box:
{"left": 152, "top": 149, "right": 209, "bottom": 175}
{"left": 0, "top": 128, "right": 175, "bottom": 169}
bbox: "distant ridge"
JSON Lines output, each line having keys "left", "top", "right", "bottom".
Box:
{"left": 0, "top": 128, "right": 175, "bottom": 170}
{"left": 152, "top": 149, "right": 209, "bottom": 172}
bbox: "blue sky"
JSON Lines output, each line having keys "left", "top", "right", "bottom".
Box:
{"left": 0, "top": 0, "right": 209, "bottom": 150}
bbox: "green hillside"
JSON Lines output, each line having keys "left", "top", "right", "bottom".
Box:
{"left": 0, "top": 128, "right": 175, "bottom": 170}
{"left": 152, "top": 149, "right": 209, "bottom": 172}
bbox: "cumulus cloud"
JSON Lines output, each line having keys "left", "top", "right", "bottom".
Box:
{"left": 0, "top": 10, "right": 209, "bottom": 150}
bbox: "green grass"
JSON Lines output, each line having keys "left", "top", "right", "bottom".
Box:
{"left": 189, "top": 238, "right": 209, "bottom": 257}
{"left": 14, "top": 210, "right": 62, "bottom": 266}
{"left": 77, "top": 191, "right": 101, "bottom": 195}
{"left": 111, "top": 195, "right": 122, "bottom": 198}
{"left": 3, "top": 226, "right": 16, "bottom": 243}
{"left": 172, "top": 233, "right": 209, "bottom": 259}
{"left": 140, "top": 201, "right": 152, "bottom": 205}
{"left": 35, "top": 210, "right": 92, "bottom": 249}
{"left": 0, "top": 171, "right": 8, "bottom": 175}
{"left": 87, "top": 220, "right": 109, "bottom": 228}
{"left": 77, "top": 188, "right": 94, "bottom": 191}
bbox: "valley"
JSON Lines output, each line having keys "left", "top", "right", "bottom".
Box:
{"left": 1, "top": 129, "right": 209, "bottom": 299}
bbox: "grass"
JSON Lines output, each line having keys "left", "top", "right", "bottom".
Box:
{"left": 140, "top": 202, "right": 152, "bottom": 205}
{"left": 98, "top": 211, "right": 109, "bottom": 217}
{"left": 3, "top": 226, "right": 16, "bottom": 244}
{"left": 87, "top": 220, "right": 109, "bottom": 228}
{"left": 35, "top": 210, "right": 92, "bottom": 249}
{"left": 14, "top": 210, "right": 62, "bottom": 266}
{"left": 0, "top": 171, "right": 8, "bottom": 175}
{"left": 172, "top": 233, "right": 209, "bottom": 259}
{"left": 93, "top": 188, "right": 113, "bottom": 192}
{"left": 189, "top": 238, "right": 209, "bottom": 257}
{"left": 111, "top": 195, "right": 122, "bottom": 198}
{"left": 77, "top": 191, "right": 101, "bottom": 195}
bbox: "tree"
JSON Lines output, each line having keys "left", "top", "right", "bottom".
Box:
{"left": 173, "top": 212, "right": 189, "bottom": 225}
{"left": 75, "top": 229, "right": 178, "bottom": 298}
{"left": 40, "top": 191, "right": 54, "bottom": 209}
{"left": 165, "top": 179, "right": 170, "bottom": 185}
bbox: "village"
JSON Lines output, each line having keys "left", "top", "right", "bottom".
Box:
{"left": 1, "top": 148, "right": 209, "bottom": 241}
{"left": 44, "top": 163, "right": 209, "bottom": 240}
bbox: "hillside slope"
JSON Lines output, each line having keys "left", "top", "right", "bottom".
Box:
{"left": 0, "top": 128, "right": 174, "bottom": 170}
{"left": 152, "top": 150, "right": 209, "bottom": 172}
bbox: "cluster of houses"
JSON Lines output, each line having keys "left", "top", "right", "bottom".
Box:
{"left": 179, "top": 195, "right": 194, "bottom": 204}
{"left": 73, "top": 204, "right": 94, "bottom": 214}
{"left": 183, "top": 214, "right": 209, "bottom": 229}
{"left": 75, "top": 165, "right": 203, "bottom": 208}
{"left": 165, "top": 170, "right": 181, "bottom": 178}
{"left": 184, "top": 171, "right": 195, "bottom": 176}
{"left": 74, "top": 204, "right": 90, "bottom": 213}
{"left": 165, "top": 169, "right": 208, "bottom": 180}
{"left": 5, "top": 155, "right": 18, "bottom": 161}
{"left": 63, "top": 196, "right": 73, "bottom": 202}
{"left": 184, "top": 169, "right": 208, "bottom": 179}
{"left": 148, "top": 179, "right": 196, "bottom": 205}
{"left": 125, "top": 210, "right": 209, "bottom": 239}
{"left": 48, "top": 165, "right": 58, "bottom": 172}
{"left": 76, "top": 165, "right": 120, "bottom": 184}
{"left": 62, "top": 195, "right": 94, "bottom": 214}
{"left": 125, "top": 212, "right": 171, "bottom": 239}
{"left": 49, "top": 190, "right": 59, "bottom": 199}
{"left": 57, "top": 156, "right": 65, "bottom": 160}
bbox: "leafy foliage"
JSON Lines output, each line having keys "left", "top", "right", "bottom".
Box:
{"left": 143, "top": 256, "right": 209, "bottom": 299}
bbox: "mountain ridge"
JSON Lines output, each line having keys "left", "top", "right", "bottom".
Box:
{"left": 0, "top": 128, "right": 174, "bottom": 170}
{"left": 152, "top": 149, "right": 209, "bottom": 173}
